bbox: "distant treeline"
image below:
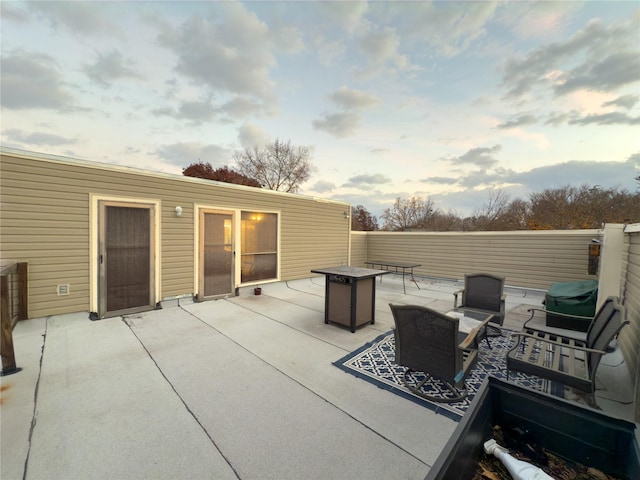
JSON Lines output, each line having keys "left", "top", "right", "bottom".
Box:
{"left": 352, "top": 185, "right": 640, "bottom": 231}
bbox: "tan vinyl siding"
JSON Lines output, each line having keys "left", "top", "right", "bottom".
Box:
{"left": 365, "top": 230, "right": 599, "bottom": 290}
{"left": 0, "top": 150, "right": 350, "bottom": 318}
{"left": 349, "top": 232, "right": 367, "bottom": 267}
{"left": 620, "top": 229, "right": 640, "bottom": 421}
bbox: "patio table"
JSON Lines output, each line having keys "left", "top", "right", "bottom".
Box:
{"left": 446, "top": 308, "right": 495, "bottom": 349}
{"left": 311, "top": 266, "right": 389, "bottom": 333}
{"left": 364, "top": 260, "right": 421, "bottom": 294}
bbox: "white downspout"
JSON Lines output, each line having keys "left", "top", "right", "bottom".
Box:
{"left": 597, "top": 223, "right": 625, "bottom": 309}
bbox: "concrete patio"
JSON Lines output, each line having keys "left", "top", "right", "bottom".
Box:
{"left": 1, "top": 275, "right": 635, "bottom": 479}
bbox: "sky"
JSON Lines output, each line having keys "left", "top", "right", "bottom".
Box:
{"left": 1, "top": 1, "right": 639, "bottom": 220}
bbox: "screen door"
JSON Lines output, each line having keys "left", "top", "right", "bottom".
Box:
{"left": 99, "top": 203, "right": 155, "bottom": 317}
{"left": 199, "top": 210, "right": 234, "bottom": 299}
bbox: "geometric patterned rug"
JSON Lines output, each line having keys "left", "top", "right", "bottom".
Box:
{"left": 333, "top": 329, "right": 564, "bottom": 421}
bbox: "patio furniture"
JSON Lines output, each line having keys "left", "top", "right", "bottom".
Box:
{"left": 453, "top": 273, "right": 506, "bottom": 325}
{"left": 506, "top": 296, "right": 628, "bottom": 405}
{"left": 521, "top": 295, "right": 620, "bottom": 345}
{"left": 389, "top": 304, "right": 483, "bottom": 402}
{"left": 446, "top": 308, "right": 495, "bottom": 349}
{"left": 364, "top": 260, "right": 421, "bottom": 293}
{"left": 311, "top": 266, "right": 389, "bottom": 333}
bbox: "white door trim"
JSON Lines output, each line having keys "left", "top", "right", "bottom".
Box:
{"left": 89, "top": 194, "right": 161, "bottom": 317}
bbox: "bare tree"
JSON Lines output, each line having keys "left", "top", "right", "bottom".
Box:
{"left": 469, "top": 188, "right": 513, "bottom": 231}
{"left": 233, "top": 138, "right": 312, "bottom": 193}
{"left": 381, "top": 196, "right": 436, "bottom": 231}
{"left": 351, "top": 205, "right": 378, "bottom": 231}
{"left": 423, "top": 210, "right": 464, "bottom": 231}
{"left": 528, "top": 184, "right": 640, "bottom": 229}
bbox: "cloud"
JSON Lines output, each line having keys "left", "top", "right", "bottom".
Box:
{"left": 381, "top": 1, "right": 497, "bottom": 56}
{"left": 508, "top": 157, "right": 638, "bottom": 191}
{"left": 544, "top": 111, "right": 573, "bottom": 126}
{"left": 447, "top": 145, "right": 502, "bottom": 168}
{"left": 554, "top": 51, "right": 640, "bottom": 96}
{"left": 155, "top": 142, "right": 232, "bottom": 168}
{"left": 568, "top": 112, "right": 640, "bottom": 126}
{"left": 602, "top": 94, "right": 639, "bottom": 110}
{"left": 157, "top": 3, "right": 277, "bottom": 113}
{"left": 496, "top": 1, "right": 579, "bottom": 40}
{"left": 329, "top": 86, "right": 380, "bottom": 110}
{"left": 84, "top": 50, "right": 143, "bottom": 87}
{"left": 153, "top": 96, "right": 272, "bottom": 124}
{"left": 456, "top": 166, "right": 516, "bottom": 188}
{"left": 152, "top": 98, "right": 216, "bottom": 124}
{"left": 316, "top": 2, "right": 369, "bottom": 34}
{"left": 4, "top": 129, "right": 77, "bottom": 146}
{"left": 238, "top": 123, "right": 270, "bottom": 149}
{"left": 358, "top": 27, "right": 420, "bottom": 78}
{"left": 28, "top": 1, "right": 116, "bottom": 36}
{"left": 177, "top": 99, "right": 217, "bottom": 124}
{"left": 496, "top": 114, "right": 538, "bottom": 129}
{"left": 310, "top": 180, "right": 336, "bottom": 193}
{"left": 312, "top": 112, "right": 360, "bottom": 137}
{"left": 420, "top": 176, "right": 459, "bottom": 185}
{"left": 218, "top": 96, "right": 276, "bottom": 119}
{"left": 1, "top": 2, "right": 29, "bottom": 23}
{"left": 312, "top": 86, "right": 380, "bottom": 139}
{"left": 370, "top": 148, "right": 389, "bottom": 154}
{"left": 0, "top": 51, "right": 74, "bottom": 110}
{"left": 270, "top": 24, "right": 305, "bottom": 53}
{"left": 501, "top": 16, "right": 640, "bottom": 99}
{"left": 344, "top": 174, "right": 391, "bottom": 188}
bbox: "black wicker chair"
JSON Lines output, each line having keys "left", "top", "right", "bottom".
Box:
{"left": 389, "top": 304, "right": 480, "bottom": 403}
{"left": 453, "top": 272, "right": 506, "bottom": 325}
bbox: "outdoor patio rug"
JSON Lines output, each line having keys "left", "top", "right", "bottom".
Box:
{"left": 334, "top": 330, "right": 564, "bottom": 421}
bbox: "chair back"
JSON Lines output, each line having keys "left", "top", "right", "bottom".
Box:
{"left": 586, "top": 298, "right": 628, "bottom": 375}
{"left": 464, "top": 273, "right": 505, "bottom": 312}
{"left": 585, "top": 296, "right": 618, "bottom": 346}
{"left": 390, "top": 304, "right": 462, "bottom": 383}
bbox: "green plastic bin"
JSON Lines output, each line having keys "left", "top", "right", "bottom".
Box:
{"left": 545, "top": 280, "right": 598, "bottom": 331}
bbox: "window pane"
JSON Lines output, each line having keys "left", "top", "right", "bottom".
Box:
{"left": 241, "top": 211, "right": 277, "bottom": 283}
{"left": 241, "top": 212, "right": 277, "bottom": 253}
{"left": 241, "top": 254, "right": 277, "bottom": 282}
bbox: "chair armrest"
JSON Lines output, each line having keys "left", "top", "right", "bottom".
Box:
{"left": 453, "top": 289, "right": 464, "bottom": 308}
{"left": 526, "top": 307, "right": 592, "bottom": 320}
{"left": 509, "top": 332, "right": 606, "bottom": 355}
{"left": 458, "top": 327, "right": 479, "bottom": 350}
{"left": 524, "top": 307, "right": 592, "bottom": 329}
{"left": 458, "top": 316, "right": 492, "bottom": 350}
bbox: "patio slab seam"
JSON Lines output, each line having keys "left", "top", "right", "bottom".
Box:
{"left": 176, "top": 303, "right": 431, "bottom": 469}
{"left": 121, "top": 315, "right": 241, "bottom": 480}
{"left": 225, "top": 295, "right": 357, "bottom": 353}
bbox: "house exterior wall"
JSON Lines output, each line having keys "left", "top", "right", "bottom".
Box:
{"left": 0, "top": 149, "right": 350, "bottom": 318}
{"left": 620, "top": 225, "right": 640, "bottom": 421}
{"left": 362, "top": 230, "right": 599, "bottom": 290}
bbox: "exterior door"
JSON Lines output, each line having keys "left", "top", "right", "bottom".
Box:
{"left": 199, "top": 210, "right": 234, "bottom": 299}
{"left": 99, "top": 202, "right": 155, "bottom": 317}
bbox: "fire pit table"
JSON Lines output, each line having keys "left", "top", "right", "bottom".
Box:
{"left": 311, "top": 266, "right": 389, "bottom": 333}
